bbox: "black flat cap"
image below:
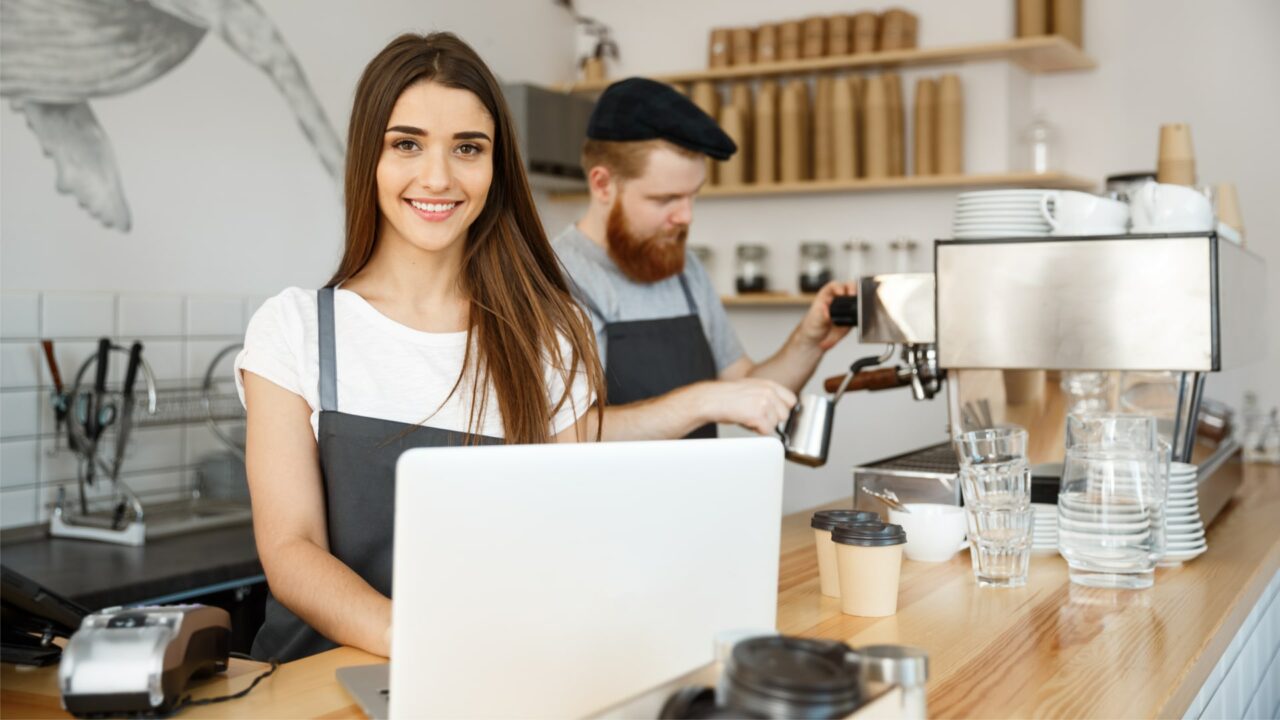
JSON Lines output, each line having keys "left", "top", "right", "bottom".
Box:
{"left": 587, "top": 77, "right": 737, "bottom": 161}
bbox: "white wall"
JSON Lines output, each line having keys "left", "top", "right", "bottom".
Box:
{"left": 566, "top": 0, "right": 1280, "bottom": 511}
{"left": 0, "top": 0, "right": 576, "bottom": 295}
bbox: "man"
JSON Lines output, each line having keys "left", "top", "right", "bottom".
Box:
{"left": 554, "top": 77, "right": 856, "bottom": 440}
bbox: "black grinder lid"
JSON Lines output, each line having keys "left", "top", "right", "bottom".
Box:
{"left": 726, "top": 636, "right": 860, "bottom": 707}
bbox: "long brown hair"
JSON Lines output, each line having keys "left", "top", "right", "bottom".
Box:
{"left": 330, "top": 32, "right": 604, "bottom": 443}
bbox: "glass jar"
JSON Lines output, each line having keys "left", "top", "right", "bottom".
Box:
{"left": 842, "top": 240, "right": 870, "bottom": 283}
{"left": 735, "top": 244, "right": 768, "bottom": 293}
{"left": 798, "top": 242, "right": 833, "bottom": 293}
{"left": 1060, "top": 371, "right": 1111, "bottom": 415}
{"left": 1264, "top": 409, "right": 1280, "bottom": 464}
{"left": 888, "top": 238, "right": 918, "bottom": 273}
{"left": 1020, "top": 112, "right": 1057, "bottom": 175}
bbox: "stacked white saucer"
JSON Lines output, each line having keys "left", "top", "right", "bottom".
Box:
{"left": 1162, "top": 462, "right": 1207, "bottom": 564}
{"left": 952, "top": 190, "right": 1053, "bottom": 239}
{"left": 1032, "top": 502, "right": 1058, "bottom": 554}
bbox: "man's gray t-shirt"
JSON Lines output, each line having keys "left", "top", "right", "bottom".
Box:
{"left": 553, "top": 224, "right": 745, "bottom": 372}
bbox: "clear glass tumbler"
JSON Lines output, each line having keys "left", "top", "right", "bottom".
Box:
{"left": 1058, "top": 445, "right": 1162, "bottom": 589}
{"left": 954, "top": 427, "right": 1033, "bottom": 588}
{"left": 1065, "top": 413, "right": 1158, "bottom": 452}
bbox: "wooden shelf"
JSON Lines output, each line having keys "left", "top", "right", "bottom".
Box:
{"left": 550, "top": 171, "right": 1096, "bottom": 201}
{"left": 566, "top": 36, "right": 1094, "bottom": 92}
{"left": 722, "top": 293, "right": 816, "bottom": 307}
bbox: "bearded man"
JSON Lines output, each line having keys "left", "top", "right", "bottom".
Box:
{"left": 554, "top": 78, "right": 857, "bottom": 440}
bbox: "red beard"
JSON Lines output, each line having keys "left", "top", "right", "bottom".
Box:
{"left": 606, "top": 200, "right": 689, "bottom": 283}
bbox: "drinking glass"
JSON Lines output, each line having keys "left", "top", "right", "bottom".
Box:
{"left": 1065, "top": 413, "right": 1157, "bottom": 452}
{"left": 954, "top": 427, "right": 1032, "bottom": 588}
{"left": 1057, "top": 445, "right": 1162, "bottom": 589}
{"left": 1059, "top": 372, "right": 1110, "bottom": 415}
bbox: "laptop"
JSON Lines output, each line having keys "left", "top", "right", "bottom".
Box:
{"left": 336, "top": 437, "right": 784, "bottom": 719}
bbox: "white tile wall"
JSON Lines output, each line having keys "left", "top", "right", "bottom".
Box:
{"left": 0, "top": 291, "right": 256, "bottom": 529}
{"left": 124, "top": 470, "right": 190, "bottom": 499}
{"left": 185, "top": 424, "right": 244, "bottom": 466}
{"left": 118, "top": 295, "right": 185, "bottom": 337}
{"left": 0, "top": 342, "right": 42, "bottom": 388}
{"left": 187, "top": 296, "right": 245, "bottom": 337}
{"left": 0, "top": 439, "right": 38, "bottom": 489}
{"left": 187, "top": 339, "right": 244, "bottom": 383}
{"left": 1, "top": 292, "right": 40, "bottom": 339}
{"left": 1, "top": 488, "right": 37, "bottom": 528}
{"left": 117, "top": 427, "right": 184, "bottom": 472}
{"left": 41, "top": 293, "right": 115, "bottom": 338}
{"left": 133, "top": 340, "right": 184, "bottom": 381}
{"left": 1, "top": 390, "right": 40, "bottom": 438}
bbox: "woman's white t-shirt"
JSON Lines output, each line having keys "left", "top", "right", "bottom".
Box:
{"left": 234, "top": 287, "right": 592, "bottom": 440}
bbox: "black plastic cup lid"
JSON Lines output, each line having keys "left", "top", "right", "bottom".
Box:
{"left": 831, "top": 521, "right": 906, "bottom": 547}
{"left": 810, "top": 509, "right": 880, "bottom": 532}
{"left": 727, "top": 636, "right": 859, "bottom": 705}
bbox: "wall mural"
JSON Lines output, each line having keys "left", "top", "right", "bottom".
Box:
{"left": 0, "top": 0, "right": 343, "bottom": 232}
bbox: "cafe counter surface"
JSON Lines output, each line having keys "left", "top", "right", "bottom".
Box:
{"left": 4, "top": 460, "right": 1278, "bottom": 719}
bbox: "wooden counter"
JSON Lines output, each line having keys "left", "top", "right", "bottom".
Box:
{"left": 5, "top": 461, "right": 1278, "bottom": 719}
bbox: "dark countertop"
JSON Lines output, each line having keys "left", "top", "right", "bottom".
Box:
{"left": 0, "top": 523, "right": 262, "bottom": 609}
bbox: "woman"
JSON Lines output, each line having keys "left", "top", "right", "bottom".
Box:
{"left": 235, "top": 33, "right": 605, "bottom": 661}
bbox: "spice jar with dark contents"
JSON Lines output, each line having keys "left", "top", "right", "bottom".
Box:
{"left": 736, "top": 244, "right": 769, "bottom": 293}
{"left": 799, "top": 241, "right": 834, "bottom": 293}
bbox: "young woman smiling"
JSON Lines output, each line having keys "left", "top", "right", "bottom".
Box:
{"left": 235, "top": 33, "right": 605, "bottom": 661}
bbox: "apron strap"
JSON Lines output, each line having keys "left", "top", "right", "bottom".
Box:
{"left": 677, "top": 273, "right": 699, "bottom": 315}
{"left": 317, "top": 287, "right": 338, "bottom": 412}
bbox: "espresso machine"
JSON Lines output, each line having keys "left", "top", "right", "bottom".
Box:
{"left": 846, "top": 231, "right": 1268, "bottom": 519}
{"left": 821, "top": 273, "right": 942, "bottom": 402}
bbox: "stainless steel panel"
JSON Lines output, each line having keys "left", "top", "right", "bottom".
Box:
{"left": 852, "top": 443, "right": 960, "bottom": 513}
{"left": 936, "top": 234, "right": 1265, "bottom": 371}
{"left": 1216, "top": 236, "right": 1269, "bottom": 370}
{"left": 858, "top": 273, "right": 936, "bottom": 345}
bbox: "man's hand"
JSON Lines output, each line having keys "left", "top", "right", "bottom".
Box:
{"left": 696, "top": 378, "right": 798, "bottom": 435}
{"left": 795, "top": 281, "right": 859, "bottom": 351}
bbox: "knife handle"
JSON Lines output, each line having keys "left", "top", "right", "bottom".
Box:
{"left": 122, "top": 342, "right": 144, "bottom": 398}
{"left": 93, "top": 338, "right": 111, "bottom": 395}
{"left": 41, "top": 340, "right": 65, "bottom": 394}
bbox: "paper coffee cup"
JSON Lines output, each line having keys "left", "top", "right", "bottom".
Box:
{"left": 832, "top": 522, "right": 907, "bottom": 616}
{"left": 811, "top": 510, "right": 880, "bottom": 598}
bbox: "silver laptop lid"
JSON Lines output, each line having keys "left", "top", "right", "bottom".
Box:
{"left": 390, "top": 437, "right": 784, "bottom": 718}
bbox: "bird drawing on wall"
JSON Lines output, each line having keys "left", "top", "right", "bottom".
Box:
{"left": 0, "top": 0, "right": 344, "bottom": 232}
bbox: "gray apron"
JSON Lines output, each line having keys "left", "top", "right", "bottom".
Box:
{"left": 251, "top": 287, "right": 500, "bottom": 662}
{"left": 575, "top": 274, "right": 719, "bottom": 439}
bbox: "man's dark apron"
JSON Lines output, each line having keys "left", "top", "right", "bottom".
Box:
{"left": 251, "top": 287, "right": 500, "bottom": 662}
{"left": 575, "top": 274, "right": 719, "bottom": 439}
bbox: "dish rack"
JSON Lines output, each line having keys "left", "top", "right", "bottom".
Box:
{"left": 47, "top": 342, "right": 249, "bottom": 546}
{"left": 130, "top": 383, "right": 245, "bottom": 456}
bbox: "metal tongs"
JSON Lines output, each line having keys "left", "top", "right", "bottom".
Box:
{"left": 861, "top": 486, "right": 911, "bottom": 514}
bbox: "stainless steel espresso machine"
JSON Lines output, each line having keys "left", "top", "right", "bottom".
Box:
{"left": 843, "top": 231, "right": 1267, "bottom": 520}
